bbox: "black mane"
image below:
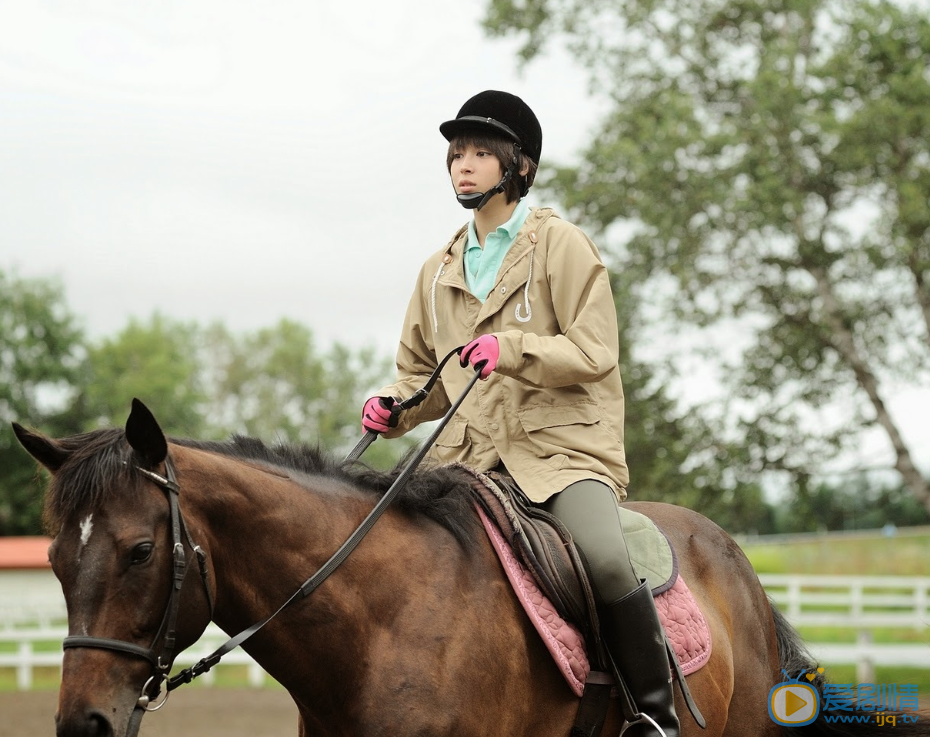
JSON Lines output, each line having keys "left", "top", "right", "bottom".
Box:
{"left": 175, "top": 436, "right": 481, "bottom": 545}
{"left": 45, "top": 430, "right": 480, "bottom": 546}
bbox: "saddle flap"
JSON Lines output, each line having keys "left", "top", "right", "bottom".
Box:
{"left": 462, "top": 468, "right": 600, "bottom": 640}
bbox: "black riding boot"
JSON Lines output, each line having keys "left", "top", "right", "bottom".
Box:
{"left": 602, "top": 580, "right": 680, "bottom": 737}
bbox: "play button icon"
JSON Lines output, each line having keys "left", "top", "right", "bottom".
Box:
{"left": 769, "top": 682, "right": 819, "bottom": 726}
{"left": 785, "top": 689, "right": 809, "bottom": 716}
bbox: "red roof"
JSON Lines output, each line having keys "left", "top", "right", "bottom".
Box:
{"left": 0, "top": 537, "right": 52, "bottom": 569}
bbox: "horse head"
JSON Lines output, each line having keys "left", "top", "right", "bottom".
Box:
{"left": 14, "top": 399, "right": 214, "bottom": 737}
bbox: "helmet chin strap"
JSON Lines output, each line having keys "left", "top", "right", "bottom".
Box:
{"left": 456, "top": 191, "right": 492, "bottom": 210}
{"left": 456, "top": 166, "right": 513, "bottom": 210}
{"left": 455, "top": 146, "right": 520, "bottom": 211}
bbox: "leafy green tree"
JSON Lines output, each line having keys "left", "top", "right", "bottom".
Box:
{"left": 612, "top": 269, "right": 775, "bottom": 533}
{"left": 199, "top": 319, "right": 405, "bottom": 467}
{"left": 0, "top": 270, "right": 85, "bottom": 534}
{"left": 776, "top": 475, "right": 930, "bottom": 533}
{"left": 80, "top": 314, "right": 207, "bottom": 437}
{"left": 484, "top": 0, "right": 930, "bottom": 513}
{"left": 82, "top": 316, "right": 406, "bottom": 466}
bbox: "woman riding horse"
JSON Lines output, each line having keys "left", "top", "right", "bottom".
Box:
{"left": 14, "top": 402, "right": 929, "bottom": 736}
{"left": 362, "top": 89, "right": 676, "bottom": 736}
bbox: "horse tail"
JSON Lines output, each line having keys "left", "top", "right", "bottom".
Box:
{"left": 771, "top": 599, "right": 928, "bottom": 737}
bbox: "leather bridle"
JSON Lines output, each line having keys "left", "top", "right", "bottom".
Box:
{"left": 61, "top": 347, "right": 479, "bottom": 736}
{"left": 62, "top": 456, "right": 214, "bottom": 724}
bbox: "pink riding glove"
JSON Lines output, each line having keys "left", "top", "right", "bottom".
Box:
{"left": 460, "top": 335, "right": 500, "bottom": 380}
{"left": 361, "top": 397, "right": 397, "bottom": 434}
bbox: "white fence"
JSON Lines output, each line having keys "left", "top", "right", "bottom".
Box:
{"left": 759, "top": 574, "right": 930, "bottom": 681}
{"left": 0, "top": 624, "right": 269, "bottom": 691}
{"left": 0, "top": 592, "right": 268, "bottom": 690}
{"left": 2, "top": 575, "right": 928, "bottom": 690}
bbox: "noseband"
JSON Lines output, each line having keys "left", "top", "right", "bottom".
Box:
{"left": 62, "top": 456, "right": 214, "bottom": 713}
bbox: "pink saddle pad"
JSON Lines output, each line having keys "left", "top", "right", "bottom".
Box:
{"left": 476, "top": 506, "right": 712, "bottom": 697}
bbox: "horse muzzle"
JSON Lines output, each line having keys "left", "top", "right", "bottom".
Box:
{"left": 55, "top": 649, "right": 149, "bottom": 737}
{"left": 56, "top": 707, "right": 117, "bottom": 737}
{"left": 56, "top": 701, "right": 148, "bottom": 737}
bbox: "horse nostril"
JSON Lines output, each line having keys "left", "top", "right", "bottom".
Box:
{"left": 86, "top": 710, "right": 114, "bottom": 737}
{"left": 55, "top": 708, "right": 115, "bottom": 737}
{"left": 70, "top": 709, "right": 113, "bottom": 737}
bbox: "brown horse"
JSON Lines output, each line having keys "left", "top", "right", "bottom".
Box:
{"left": 12, "top": 400, "right": 928, "bottom": 737}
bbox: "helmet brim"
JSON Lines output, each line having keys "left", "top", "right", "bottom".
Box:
{"left": 439, "top": 116, "right": 521, "bottom": 146}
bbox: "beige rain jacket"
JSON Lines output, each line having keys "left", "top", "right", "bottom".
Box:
{"left": 374, "top": 207, "right": 629, "bottom": 502}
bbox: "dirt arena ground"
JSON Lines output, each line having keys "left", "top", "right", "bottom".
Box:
{"left": 0, "top": 688, "right": 298, "bottom": 737}
{"left": 4, "top": 688, "right": 928, "bottom": 735}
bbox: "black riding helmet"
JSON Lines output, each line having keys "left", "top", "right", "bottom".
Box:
{"left": 440, "top": 90, "right": 542, "bottom": 209}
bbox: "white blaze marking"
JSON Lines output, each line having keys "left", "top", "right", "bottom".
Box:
{"left": 79, "top": 514, "right": 94, "bottom": 548}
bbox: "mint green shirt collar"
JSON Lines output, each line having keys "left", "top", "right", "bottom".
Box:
{"left": 464, "top": 199, "right": 531, "bottom": 302}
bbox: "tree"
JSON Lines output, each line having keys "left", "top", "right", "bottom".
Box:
{"left": 611, "top": 268, "right": 775, "bottom": 533}
{"left": 484, "top": 0, "right": 930, "bottom": 512}
{"left": 1, "top": 287, "right": 410, "bottom": 533}
{"left": 0, "top": 270, "right": 85, "bottom": 534}
{"left": 776, "top": 475, "right": 930, "bottom": 533}
{"left": 80, "top": 314, "right": 207, "bottom": 437}
{"left": 199, "top": 319, "right": 405, "bottom": 468}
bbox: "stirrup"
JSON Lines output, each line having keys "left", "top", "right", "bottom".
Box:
{"left": 619, "top": 712, "right": 670, "bottom": 737}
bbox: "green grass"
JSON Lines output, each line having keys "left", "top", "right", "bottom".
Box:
{"left": 0, "top": 639, "right": 61, "bottom": 653}
{"left": 814, "top": 666, "right": 930, "bottom": 694}
{"left": 742, "top": 530, "right": 930, "bottom": 576}
{"left": 0, "top": 666, "right": 60, "bottom": 692}
{"left": 0, "top": 664, "right": 284, "bottom": 693}
{"left": 742, "top": 528, "right": 930, "bottom": 691}
{"left": 796, "top": 625, "right": 929, "bottom": 645}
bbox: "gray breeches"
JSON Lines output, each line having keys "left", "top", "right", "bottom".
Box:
{"left": 540, "top": 479, "right": 639, "bottom": 604}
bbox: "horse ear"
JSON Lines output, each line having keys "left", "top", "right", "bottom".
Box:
{"left": 12, "top": 422, "right": 70, "bottom": 473}
{"left": 125, "top": 399, "right": 168, "bottom": 468}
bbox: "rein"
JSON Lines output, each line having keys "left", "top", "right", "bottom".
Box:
{"left": 166, "top": 346, "right": 478, "bottom": 691}
{"left": 344, "top": 342, "right": 462, "bottom": 462}
{"left": 63, "top": 345, "right": 476, "bottom": 736}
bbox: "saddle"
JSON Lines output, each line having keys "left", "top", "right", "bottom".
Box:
{"left": 463, "top": 469, "right": 677, "bottom": 627}
{"left": 457, "top": 466, "right": 706, "bottom": 735}
{"left": 467, "top": 470, "right": 603, "bottom": 642}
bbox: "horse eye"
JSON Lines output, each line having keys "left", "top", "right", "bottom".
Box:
{"left": 130, "top": 543, "right": 154, "bottom": 565}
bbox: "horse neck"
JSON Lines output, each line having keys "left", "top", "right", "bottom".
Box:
{"left": 174, "top": 447, "right": 374, "bottom": 629}
{"left": 169, "top": 447, "right": 571, "bottom": 732}
{"left": 173, "top": 446, "right": 496, "bottom": 725}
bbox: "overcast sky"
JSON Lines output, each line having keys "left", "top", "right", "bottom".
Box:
{"left": 2, "top": 1, "right": 926, "bottom": 476}
{"left": 1, "top": 0, "right": 604, "bottom": 354}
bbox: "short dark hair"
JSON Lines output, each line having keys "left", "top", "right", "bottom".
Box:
{"left": 446, "top": 134, "right": 538, "bottom": 204}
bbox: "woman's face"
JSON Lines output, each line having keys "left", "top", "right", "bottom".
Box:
{"left": 448, "top": 143, "right": 503, "bottom": 197}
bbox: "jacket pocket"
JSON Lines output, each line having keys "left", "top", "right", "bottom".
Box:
{"left": 518, "top": 402, "right": 600, "bottom": 433}
{"left": 434, "top": 417, "right": 470, "bottom": 453}
{"left": 518, "top": 402, "right": 602, "bottom": 470}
